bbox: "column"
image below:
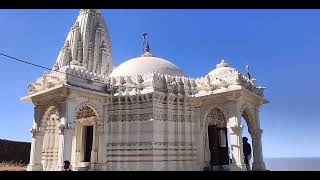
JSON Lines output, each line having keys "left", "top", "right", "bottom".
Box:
{"left": 251, "top": 107, "right": 266, "bottom": 171}
{"left": 227, "top": 101, "right": 247, "bottom": 171}
{"left": 27, "top": 105, "right": 45, "bottom": 171}
{"left": 90, "top": 124, "right": 98, "bottom": 170}
{"left": 229, "top": 125, "right": 247, "bottom": 171}
{"left": 56, "top": 97, "right": 76, "bottom": 170}
{"left": 56, "top": 123, "right": 65, "bottom": 171}
{"left": 27, "top": 127, "right": 44, "bottom": 171}
{"left": 74, "top": 123, "right": 82, "bottom": 167}
{"left": 97, "top": 118, "right": 107, "bottom": 171}
{"left": 251, "top": 129, "right": 266, "bottom": 171}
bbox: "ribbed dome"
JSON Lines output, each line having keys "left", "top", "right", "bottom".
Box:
{"left": 110, "top": 52, "right": 183, "bottom": 77}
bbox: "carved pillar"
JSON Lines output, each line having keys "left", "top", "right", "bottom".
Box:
{"left": 90, "top": 123, "right": 98, "bottom": 166}
{"left": 229, "top": 125, "right": 246, "bottom": 171}
{"left": 73, "top": 123, "right": 81, "bottom": 167}
{"left": 251, "top": 128, "right": 266, "bottom": 170}
{"left": 98, "top": 102, "right": 108, "bottom": 171}
{"left": 27, "top": 105, "right": 45, "bottom": 171}
{"left": 27, "top": 127, "right": 44, "bottom": 171}
{"left": 250, "top": 107, "right": 266, "bottom": 171}
{"left": 56, "top": 97, "right": 76, "bottom": 170}
{"left": 92, "top": 123, "right": 105, "bottom": 171}
{"left": 227, "top": 102, "right": 247, "bottom": 171}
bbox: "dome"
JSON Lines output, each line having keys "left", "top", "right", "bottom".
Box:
{"left": 208, "top": 59, "right": 237, "bottom": 76}
{"left": 110, "top": 52, "right": 183, "bottom": 77}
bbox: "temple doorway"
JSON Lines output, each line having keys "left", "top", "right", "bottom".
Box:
{"left": 84, "top": 125, "right": 93, "bottom": 162}
{"left": 205, "top": 108, "right": 230, "bottom": 170}
{"left": 74, "top": 106, "right": 99, "bottom": 170}
{"left": 208, "top": 125, "right": 229, "bottom": 166}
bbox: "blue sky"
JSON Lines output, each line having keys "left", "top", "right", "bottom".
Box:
{"left": 0, "top": 9, "right": 319, "bottom": 158}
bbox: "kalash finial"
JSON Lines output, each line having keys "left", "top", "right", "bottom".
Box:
{"left": 216, "top": 59, "right": 229, "bottom": 68}
{"left": 142, "top": 32, "right": 152, "bottom": 57}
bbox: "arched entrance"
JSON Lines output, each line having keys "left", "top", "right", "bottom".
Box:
{"left": 74, "top": 106, "right": 99, "bottom": 171}
{"left": 240, "top": 107, "right": 256, "bottom": 171}
{"left": 204, "top": 108, "right": 230, "bottom": 170}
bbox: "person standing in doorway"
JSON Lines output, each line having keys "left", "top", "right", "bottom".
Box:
{"left": 242, "top": 137, "right": 252, "bottom": 171}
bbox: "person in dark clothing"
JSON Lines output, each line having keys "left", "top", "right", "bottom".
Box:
{"left": 63, "top": 160, "right": 72, "bottom": 171}
{"left": 242, "top": 137, "right": 252, "bottom": 170}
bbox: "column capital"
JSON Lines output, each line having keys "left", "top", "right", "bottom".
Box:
{"left": 31, "top": 128, "right": 44, "bottom": 138}
{"left": 58, "top": 122, "right": 75, "bottom": 134}
{"left": 230, "top": 125, "right": 244, "bottom": 135}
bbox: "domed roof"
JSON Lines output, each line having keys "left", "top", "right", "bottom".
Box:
{"left": 208, "top": 59, "right": 237, "bottom": 76}
{"left": 110, "top": 52, "right": 183, "bottom": 77}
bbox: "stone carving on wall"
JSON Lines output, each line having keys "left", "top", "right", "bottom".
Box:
{"left": 74, "top": 101, "right": 102, "bottom": 120}
{"left": 200, "top": 104, "right": 228, "bottom": 132}
{"left": 28, "top": 58, "right": 266, "bottom": 101}
{"left": 40, "top": 106, "right": 61, "bottom": 171}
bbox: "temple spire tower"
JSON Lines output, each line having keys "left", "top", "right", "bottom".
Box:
{"left": 54, "top": 9, "right": 113, "bottom": 76}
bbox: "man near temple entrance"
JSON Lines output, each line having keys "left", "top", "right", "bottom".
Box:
{"left": 243, "top": 137, "right": 252, "bottom": 171}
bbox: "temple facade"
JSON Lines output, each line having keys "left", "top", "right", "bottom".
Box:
{"left": 22, "top": 9, "right": 268, "bottom": 171}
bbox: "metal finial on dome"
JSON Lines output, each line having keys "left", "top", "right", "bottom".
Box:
{"left": 246, "top": 64, "right": 251, "bottom": 80}
{"left": 142, "top": 32, "right": 152, "bottom": 57}
{"left": 145, "top": 41, "right": 151, "bottom": 53}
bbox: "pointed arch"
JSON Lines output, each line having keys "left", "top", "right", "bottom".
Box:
{"left": 74, "top": 102, "right": 102, "bottom": 122}
{"left": 41, "top": 105, "right": 60, "bottom": 128}
{"left": 239, "top": 103, "right": 256, "bottom": 134}
{"left": 201, "top": 105, "right": 228, "bottom": 133}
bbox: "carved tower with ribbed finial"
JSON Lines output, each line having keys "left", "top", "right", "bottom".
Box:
{"left": 54, "top": 9, "right": 112, "bottom": 76}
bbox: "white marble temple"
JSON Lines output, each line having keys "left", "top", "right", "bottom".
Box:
{"left": 22, "top": 9, "right": 268, "bottom": 171}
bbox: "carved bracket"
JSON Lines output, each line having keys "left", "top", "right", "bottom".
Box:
{"left": 230, "top": 125, "right": 244, "bottom": 135}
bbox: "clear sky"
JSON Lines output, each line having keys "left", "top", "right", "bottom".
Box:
{"left": 0, "top": 9, "right": 319, "bottom": 158}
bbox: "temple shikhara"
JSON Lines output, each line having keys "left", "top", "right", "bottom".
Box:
{"left": 22, "top": 9, "right": 268, "bottom": 171}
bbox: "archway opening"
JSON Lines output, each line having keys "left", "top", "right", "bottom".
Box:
{"left": 241, "top": 109, "right": 254, "bottom": 170}
{"left": 75, "top": 105, "right": 98, "bottom": 168}
{"left": 206, "top": 108, "right": 230, "bottom": 170}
